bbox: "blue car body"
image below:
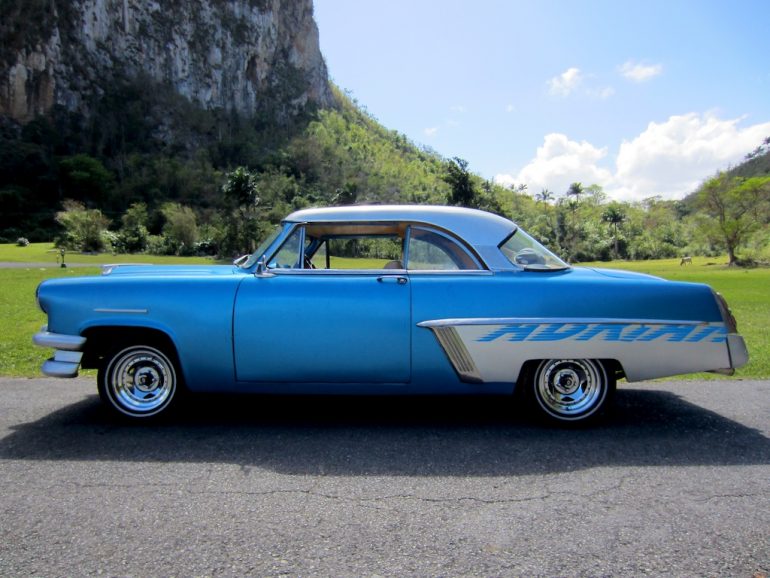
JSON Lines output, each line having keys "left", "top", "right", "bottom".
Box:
{"left": 34, "top": 205, "right": 748, "bottom": 422}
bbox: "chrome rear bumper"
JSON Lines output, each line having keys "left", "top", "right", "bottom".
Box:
{"left": 727, "top": 334, "right": 749, "bottom": 369}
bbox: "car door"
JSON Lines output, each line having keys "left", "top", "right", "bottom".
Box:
{"left": 233, "top": 228, "right": 411, "bottom": 384}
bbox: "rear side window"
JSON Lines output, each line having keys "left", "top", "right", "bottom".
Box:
{"left": 406, "top": 227, "right": 481, "bottom": 271}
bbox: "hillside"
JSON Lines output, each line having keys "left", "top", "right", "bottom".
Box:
{"left": 0, "top": 76, "right": 460, "bottom": 243}
{"left": 0, "top": 0, "right": 341, "bottom": 240}
{"left": 679, "top": 139, "right": 770, "bottom": 209}
{"left": 0, "top": 0, "right": 332, "bottom": 122}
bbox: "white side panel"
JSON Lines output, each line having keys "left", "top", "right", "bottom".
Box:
{"left": 424, "top": 320, "right": 732, "bottom": 383}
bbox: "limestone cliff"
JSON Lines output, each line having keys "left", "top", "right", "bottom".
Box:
{"left": 0, "top": 0, "right": 333, "bottom": 123}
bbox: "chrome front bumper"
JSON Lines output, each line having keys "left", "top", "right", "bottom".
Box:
{"left": 33, "top": 326, "right": 86, "bottom": 378}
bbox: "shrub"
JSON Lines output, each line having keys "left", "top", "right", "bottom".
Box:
{"left": 54, "top": 200, "right": 110, "bottom": 252}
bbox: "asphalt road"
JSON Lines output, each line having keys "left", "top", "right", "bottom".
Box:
{"left": 0, "top": 378, "right": 768, "bottom": 577}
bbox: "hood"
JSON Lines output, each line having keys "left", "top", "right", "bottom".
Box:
{"left": 575, "top": 266, "right": 664, "bottom": 282}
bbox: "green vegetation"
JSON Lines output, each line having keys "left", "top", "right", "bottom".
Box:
{"left": 2, "top": 75, "right": 768, "bottom": 267}
{"left": 694, "top": 173, "right": 770, "bottom": 265}
{"left": 0, "top": 250, "right": 766, "bottom": 379}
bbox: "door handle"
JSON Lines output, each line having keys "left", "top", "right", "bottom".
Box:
{"left": 377, "top": 276, "right": 408, "bottom": 285}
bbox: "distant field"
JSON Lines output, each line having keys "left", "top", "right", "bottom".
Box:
{"left": 1, "top": 249, "right": 767, "bottom": 379}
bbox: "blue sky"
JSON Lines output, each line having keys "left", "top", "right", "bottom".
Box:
{"left": 313, "top": 0, "right": 770, "bottom": 201}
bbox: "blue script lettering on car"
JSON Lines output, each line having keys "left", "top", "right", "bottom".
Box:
{"left": 477, "top": 322, "right": 728, "bottom": 344}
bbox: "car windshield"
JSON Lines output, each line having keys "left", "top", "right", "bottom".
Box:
{"left": 237, "top": 226, "right": 282, "bottom": 269}
{"left": 499, "top": 229, "right": 569, "bottom": 271}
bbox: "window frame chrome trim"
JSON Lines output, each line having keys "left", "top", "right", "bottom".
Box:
{"left": 417, "top": 317, "right": 710, "bottom": 328}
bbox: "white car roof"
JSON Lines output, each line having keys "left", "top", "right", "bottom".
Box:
{"left": 284, "top": 205, "right": 516, "bottom": 248}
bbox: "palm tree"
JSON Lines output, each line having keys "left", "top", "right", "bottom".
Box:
{"left": 566, "top": 182, "right": 584, "bottom": 203}
{"left": 536, "top": 188, "right": 554, "bottom": 205}
{"left": 602, "top": 203, "right": 627, "bottom": 258}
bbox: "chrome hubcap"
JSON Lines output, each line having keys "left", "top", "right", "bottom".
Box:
{"left": 535, "top": 359, "right": 606, "bottom": 419}
{"left": 107, "top": 346, "right": 176, "bottom": 416}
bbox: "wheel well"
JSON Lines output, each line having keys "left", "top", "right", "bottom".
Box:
{"left": 81, "top": 327, "right": 179, "bottom": 370}
{"left": 600, "top": 359, "right": 625, "bottom": 382}
{"left": 515, "top": 358, "right": 625, "bottom": 387}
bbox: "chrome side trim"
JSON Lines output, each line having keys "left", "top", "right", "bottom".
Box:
{"left": 33, "top": 327, "right": 87, "bottom": 351}
{"left": 429, "top": 326, "right": 483, "bottom": 384}
{"left": 405, "top": 270, "right": 493, "bottom": 276}
{"left": 93, "top": 308, "right": 148, "bottom": 314}
{"left": 269, "top": 268, "right": 493, "bottom": 277}
{"left": 417, "top": 317, "right": 707, "bottom": 328}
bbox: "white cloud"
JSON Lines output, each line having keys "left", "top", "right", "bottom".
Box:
{"left": 495, "top": 133, "right": 612, "bottom": 194}
{"left": 620, "top": 61, "right": 663, "bottom": 82}
{"left": 423, "top": 126, "right": 439, "bottom": 137}
{"left": 588, "top": 86, "right": 615, "bottom": 100}
{"left": 450, "top": 105, "right": 466, "bottom": 113}
{"left": 495, "top": 113, "right": 770, "bottom": 202}
{"left": 547, "top": 68, "right": 614, "bottom": 100}
{"left": 547, "top": 67, "right": 582, "bottom": 97}
{"left": 613, "top": 113, "right": 770, "bottom": 200}
{"left": 505, "top": 103, "right": 515, "bottom": 113}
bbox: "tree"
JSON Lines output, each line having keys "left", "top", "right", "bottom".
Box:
{"left": 55, "top": 199, "right": 110, "bottom": 252}
{"left": 221, "top": 167, "right": 261, "bottom": 257}
{"left": 696, "top": 173, "right": 770, "bottom": 265}
{"left": 161, "top": 203, "right": 198, "bottom": 255}
{"left": 566, "top": 182, "right": 584, "bottom": 205}
{"left": 222, "top": 166, "right": 260, "bottom": 208}
{"left": 443, "top": 157, "right": 477, "bottom": 207}
{"left": 536, "top": 189, "right": 554, "bottom": 205}
{"left": 602, "top": 203, "right": 627, "bottom": 258}
{"left": 58, "top": 154, "right": 114, "bottom": 206}
{"left": 117, "top": 202, "right": 150, "bottom": 252}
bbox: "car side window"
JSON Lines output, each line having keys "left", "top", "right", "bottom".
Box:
{"left": 269, "top": 227, "right": 303, "bottom": 269}
{"left": 407, "top": 227, "right": 480, "bottom": 271}
{"left": 309, "top": 236, "right": 403, "bottom": 270}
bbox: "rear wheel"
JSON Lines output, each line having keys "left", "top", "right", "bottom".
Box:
{"left": 530, "top": 358, "right": 614, "bottom": 424}
{"left": 98, "top": 344, "right": 180, "bottom": 419}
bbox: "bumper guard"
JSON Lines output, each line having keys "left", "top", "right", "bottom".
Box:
{"left": 33, "top": 326, "right": 86, "bottom": 378}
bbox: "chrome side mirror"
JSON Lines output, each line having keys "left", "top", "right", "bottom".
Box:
{"left": 255, "top": 256, "right": 269, "bottom": 276}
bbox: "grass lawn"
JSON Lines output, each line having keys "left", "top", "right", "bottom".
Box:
{"left": 0, "top": 242, "right": 217, "bottom": 265}
{"left": 1, "top": 248, "right": 767, "bottom": 379}
{"left": 1, "top": 266, "right": 101, "bottom": 376}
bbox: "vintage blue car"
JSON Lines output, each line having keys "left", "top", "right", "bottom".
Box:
{"left": 34, "top": 205, "right": 748, "bottom": 423}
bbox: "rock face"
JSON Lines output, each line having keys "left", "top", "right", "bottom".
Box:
{"left": 0, "top": 0, "right": 333, "bottom": 123}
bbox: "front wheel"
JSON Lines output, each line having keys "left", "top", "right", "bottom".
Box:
{"left": 98, "top": 344, "right": 180, "bottom": 419}
{"left": 530, "top": 359, "right": 614, "bottom": 424}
